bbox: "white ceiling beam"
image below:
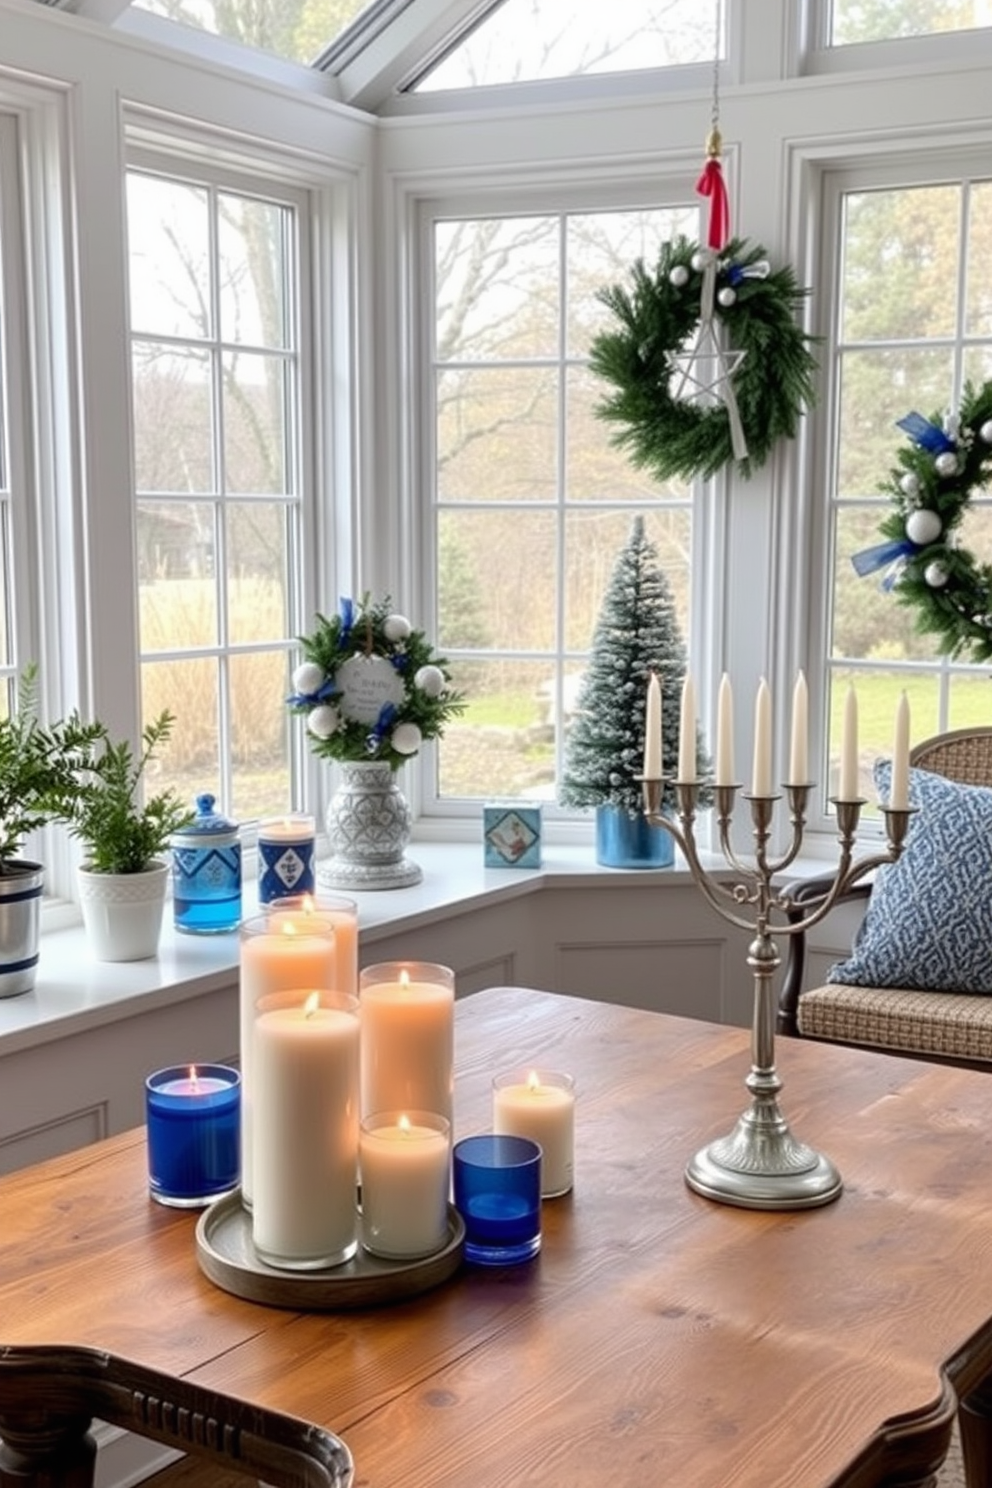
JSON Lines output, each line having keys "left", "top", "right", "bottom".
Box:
{"left": 333, "top": 0, "right": 495, "bottom": 112}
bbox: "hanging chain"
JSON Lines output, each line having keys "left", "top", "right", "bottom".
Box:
{"left": 708, "top": 0, "right": 723, "bottom": 156}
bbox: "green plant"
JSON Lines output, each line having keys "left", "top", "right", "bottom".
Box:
{"left": 64, "top": 712, "right": 194, "bottom": 874}
{"left": 0, "top": 667, "right": 104, "bottom": 875}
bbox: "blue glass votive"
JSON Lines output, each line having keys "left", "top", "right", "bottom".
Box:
{"left": 257, "top": 815, "right": 316, "bottom": 904}
{"left": 453, "top": 1134, "right": 542, "bottom": 1266}
{"left": 146, "top": 1064, "right": 241, "bottom": 1208}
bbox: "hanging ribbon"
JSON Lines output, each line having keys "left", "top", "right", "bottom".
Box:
{"left": 366, "top": 702, "right": 397, "bottom": 753}
{"left": 851, "top": 536, "right": 916, "bottom": 585}
{"left": 696, "top": 256, "right": 747, "bottom": 463}
{"left": 896, "top": 412, "right": 956, "bottom": 455}
{"left": 726, "top": 258, "right": 770, "bottom": 287}
{"left": 696, "top": 133, "right": 729, "bottom": 252}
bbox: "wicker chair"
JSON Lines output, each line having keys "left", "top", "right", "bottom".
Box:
{"left": 777, "top": 726, "right": 992, "bottom": 1069}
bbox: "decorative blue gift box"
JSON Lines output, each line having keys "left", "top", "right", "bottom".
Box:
{"left": 484, "top": 806, "right": 542, "bottom": 869}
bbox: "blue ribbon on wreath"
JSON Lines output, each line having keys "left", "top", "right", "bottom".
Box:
{"left": 389, "top": 651, "right": 409, "bottom": 672}
{"left": 726, "top": 258, "right": 770, "bottom": 287}
{"left": 366, "top": 702, "right": 397, "bottom": 753}
{"left": 286, "top": 676, "right": 339, "bottom": 708}
{"left": 896, "top": 411, "right": 955, "bottom": 454}
{"left": 851, "top": 536, "right": 917, "bottom": 589}
{"left": 338, "top": 596, "right": 355, "bottom": 648}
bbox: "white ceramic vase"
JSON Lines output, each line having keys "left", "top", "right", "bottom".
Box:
{"left": 319, "top": 760, "right": 422, "bottom": 891}
{"left": 77, "top": 860, "right": 170, "bottom": 961}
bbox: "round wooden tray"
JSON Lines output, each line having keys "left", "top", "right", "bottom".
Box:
{"left": 195, "top": 1190, "right": 465, "bottom": 1310}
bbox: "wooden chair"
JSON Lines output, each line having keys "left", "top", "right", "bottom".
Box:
{"left": 777, "top": 726, "right": 992, "bottom": 1069}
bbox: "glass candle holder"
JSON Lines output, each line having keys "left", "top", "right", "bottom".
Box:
{"left": 360, "top": 1111, "right": 451, "bottom": 1260}
{"left": 238, "top": 905, "right": 339, "bottom": 1207}
{"left": 493, "top": 1069, "right": 575, "bottom": 1197}
{"left": 251, "top": 988, "right": 359, "bottom": 1271}
{"left": 453, "top": 1134, "right": 542, "bottom": 1266}
{"left": 146, "top": 1064, "right": 240, "bottom": 1208}
{"left": 258, "top": 815, "right": 316, "bottom": 904}
{"left": 359, "top": 961, "right": 454, "bottom": 1126}
{"left": 272, "top": 894, "right": 358, "bottom": 998}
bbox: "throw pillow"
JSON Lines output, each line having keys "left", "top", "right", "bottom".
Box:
{"left": 827, "top": 760, "right": 992, "bottom": 994}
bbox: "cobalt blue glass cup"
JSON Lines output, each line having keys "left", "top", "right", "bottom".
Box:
{"left": 146, "top": 1064, "right": 241, "bottom": 1208}
{"left": 453, "top": 1134, "right": 542, "bottom": 1265}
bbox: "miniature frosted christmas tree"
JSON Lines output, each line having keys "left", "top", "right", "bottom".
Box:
{"left": 559, "top": 516, "right": 710, "bottom": 860}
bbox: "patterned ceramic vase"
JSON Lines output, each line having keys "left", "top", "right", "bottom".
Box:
{"left": 320, "top": 760, "right": 422, "bottom": 890}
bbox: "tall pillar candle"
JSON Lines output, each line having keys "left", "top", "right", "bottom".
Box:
{"left": 257, "top": 815, "right": 315, "bottom": 904}
{"left": 238, "top": 908, "right": 337, "bottom": 1206}
{"left": 251, "top": 989, "right": 359, "bottom": 1270}
{"left": 493, "top": 1069, "right": 575, "bottom": 1197}
{"left": 271, "top": 894, "right": 359, "bottom": 999}
{"left": 359, "top": 962, "right": 455, "bottom": 1126}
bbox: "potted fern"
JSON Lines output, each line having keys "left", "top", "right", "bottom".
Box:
{"left": 62, "top": 711, "right": 194, "bottom": 961}
{"left": 0, "top": 668, "right": 106, "bottom": 996}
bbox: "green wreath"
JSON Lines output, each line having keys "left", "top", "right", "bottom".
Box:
{"left": 589, "top": 236, "right": 819, "bottom": 482}
{"left": 856, "top": 381, "right": 992, "bottom": 663}
{"left": 287, "top": 594, "right": 464, "bottom": 770}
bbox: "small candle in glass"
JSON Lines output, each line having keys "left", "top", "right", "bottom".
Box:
{"left": 145, "top": 1063, "right": 240, "bottom": 1208}
{"left": 493, "top": 1068, "right": 575, "bottom": 1197}
{"left": 359, "top": 1111, "right": 451, "bottom": 1259}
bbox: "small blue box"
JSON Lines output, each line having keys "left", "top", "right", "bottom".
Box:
{"left": 484, "top": 805, "right": 542, "bottom": 869}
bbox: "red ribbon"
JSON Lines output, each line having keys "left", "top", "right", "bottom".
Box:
{"left": 696, "top": 157, "right": 729, "bottom": 251}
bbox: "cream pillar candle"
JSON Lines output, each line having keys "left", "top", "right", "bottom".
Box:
{"left": 839, "top": 684, "right": 860, "bottom": 801}
{"left": 889, "top": 691, "right": 911, "bottom": 811}
{"left": 492, "top": 1069, "right": 575, "bottom": 1197}
{"left": 238, "top": 909, "right": 337, "bottom": 1206}
{"left": 715, "top": 673, "right": 734, "bottom": 786}
{"left": 359, "top": 962, "right": 455, "bottom": 1125}
{"left": 643, "top": 672, "right": 662, "bottom": 780}
{"left": 788, "top": 671, "right": 809, "bottom": 786}
{"left": 678, "top": 673, "right": 697, "bottom": 782}
{"left": 359, "top": 1111, "right": 451, "bottom": 1259}
{"left": 271, "top": 894, "right": 359, "bottom": 999}
{"left": 251, "top": 991, "right": 359, "bottom": 1270}
{"left": 751, "top": 678, "right": 773, "bottom": 797}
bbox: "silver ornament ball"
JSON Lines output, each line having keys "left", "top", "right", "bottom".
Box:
{"left": 669, "top": 265, "right": 689, "bottom": 287}
{"left": 391, "top": 721, "right": 422, "bottom": 756}
{"left": 924, "top": 561, "right": 949, "bottom": 589}
{"left": 899, "top": 472, "right": 921, "bottom": 497}
{"left": 717, "top": 286, "right": 736, "bottom": 307}
{"left": 690, "top": 249, "right": 711, "bottom": 272}
{"left": 905, "top": 509, "right": 942, "bottom": 547}
{"left": 383, "top": 613, "right": 411, "bottom": 642}
{"left": 980, "top": 419, "right": 992, "bottom": 444}
{"left": 934, "top": 451, "right": 959, "bottom": 478}
{"left": 414, "top": 664, "right": 445, "bottom": 698}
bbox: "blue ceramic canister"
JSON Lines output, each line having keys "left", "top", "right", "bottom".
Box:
{"left": 171, "top": 793, "right": 242, "bottom": 934}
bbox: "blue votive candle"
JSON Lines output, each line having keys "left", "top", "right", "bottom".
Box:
{"left": 146, "top": 1064, "right": 241, "bottom": 1208}
{"left": 453, "top": 1134, "right": 542, "bottom": 1266}
{"left": 257, "top": 815, "right": 316, "bottom": 904}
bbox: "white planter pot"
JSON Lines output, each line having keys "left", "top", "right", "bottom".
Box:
{"left": 78, "top": 860, "right": 169, "bottom": 962}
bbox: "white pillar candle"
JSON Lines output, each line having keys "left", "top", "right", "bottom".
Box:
{"left": 715, "top": 672, "right": 734, "bottom": 786}
{"left": 839, "top": 684, "right": 860, "bottom": 801}
{"left": 678, "top": 673, "right": 697, "bottom": 782}
{"left": 251, "top": 991, "right": 359, "bottom": 1270}
{"left": 359, "top": 962, "right": 455, "bottom": 1125}
{"left": 492, "top": 1069, "right": 575, "bottom": 1197}
{"left": 751, "top": 677, "right": 773, "bottom": 797}
{"left": 889, "top": 690, "right": 911, "bottom": 811}
{"left": 238, "top": 910, "right": 337, "bottom": 1206}
{"left": 359, "top": 1112, "right": 451, "bottom": 1259}
{"left": 643, "top": 672, "right": 662, "bottom": 780}
{"left": 270, "top": 895, "right": 359, "bottom": 999}
{"left": 787, "top": 671, "right": 809, "bottom": 786}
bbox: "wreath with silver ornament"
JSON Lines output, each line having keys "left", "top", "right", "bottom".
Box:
{"left": 589, "top": 235, "right": 819, "bottom": 483}
{"left": 287, "top": 595, "right": 465, "bottom": 769}
{"left": 853, "top": 381, "right": 992, "bottom": 663}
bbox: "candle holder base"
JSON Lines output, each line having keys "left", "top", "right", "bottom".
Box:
{"left": 685, "top": 1111, "right": 842, "bottom": 1211}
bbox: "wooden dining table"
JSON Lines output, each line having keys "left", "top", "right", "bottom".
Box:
{"left": 3, "top": 985, "right": 992, "bottom": 1488}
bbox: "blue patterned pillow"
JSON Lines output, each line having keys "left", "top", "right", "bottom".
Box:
{"left": 827, "top": 760, "right": 992, "bottom": 994}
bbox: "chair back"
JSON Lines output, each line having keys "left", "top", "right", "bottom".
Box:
{"left": 909, "top": 725, "right": 992, "bottom": 787}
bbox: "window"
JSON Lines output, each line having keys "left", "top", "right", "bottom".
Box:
{"left": 413, "top": 0, "right": 723, "bottom": 91}
{"left": 126, "top": 157, "right": 313, "bottom": 825}
{"left": 128, "top": 0, "right": 381, "bottom": 66}
{"left": 830, "top": 1, "right": 992, "bottom": 46}
{"left": 822, "top": 166, "right": 992, "bottom": 806}
{"left": 425, "top": 200, "right": 701, "bottom": 809}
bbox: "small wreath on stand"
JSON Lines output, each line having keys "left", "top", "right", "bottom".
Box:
{"left": 589, "top": 235, "right": 819, "bottom": 483}
{"left": 854, "top": 381, "right": 992, "bottom": 663}
{"left": 287, "top": 594, "right": 464, "bottom": 769}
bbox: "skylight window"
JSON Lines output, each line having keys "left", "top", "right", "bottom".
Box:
{"left": 413, "top": 0, "right": 722, "bottom": 91}
{"left": 129, "top": 0, "right": 379, "bottom": 67}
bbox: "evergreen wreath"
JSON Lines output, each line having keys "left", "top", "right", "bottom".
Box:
{"left": 854, "top": 380, "right": 992, "bottom": 663}
{"left": 287, "top": 594, "right": 464, "bottom": 769}
{"left": 589, "top": 235, "right": 819, "bottom": 483}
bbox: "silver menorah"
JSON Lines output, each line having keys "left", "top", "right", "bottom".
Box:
{"left": 641, "top": 776, "right": 914, "bottom": 1211}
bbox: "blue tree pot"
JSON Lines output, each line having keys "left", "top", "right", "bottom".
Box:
{"left": 595, "top": 804, "right": 675, "bottom": 869}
